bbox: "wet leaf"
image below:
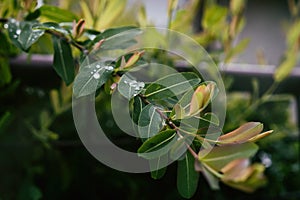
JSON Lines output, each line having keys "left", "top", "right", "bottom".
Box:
{"left": 18, "top": 22, "right": 45, "bottom": 51}
{"left": 118, "top": 74, "right": 145, "bottom": 100}
{"left": 73, "top": 61, "right": 114, "bottom": 97}
{"left": 138, "top": 104, "right": 164, "bottom": 139}
{"left": 144, "top": 72, "right": 201, "bottom": 100}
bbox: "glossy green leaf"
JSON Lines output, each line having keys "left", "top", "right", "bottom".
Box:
{"left": 138, "top": 104, "right": 164, "bottom": 139}
{"left": 7, "top": 19, "right": 23, "bottom": 49}
{"left": 144, "top": 72, "right": 201, "bottom": 100}
{"left": 198, "top": 143, "right": 259, "bottom": 171}
{"left": 34, "top": 22, "right": 69, "bottom": 35}
{"left": 177, "top": 151, "right": 199, "bottom": 198}
{"left": 73, "top": 61, "right": 114, "bottom": 97}
{"left": 52, "top": 36, "right": 75, "bottom": 85}
{"left": 118, "top": 74, "right": 145, "bottom": 99}
{"left": 18, "top": 22, "right": 45, "bottom": 51}
{"left": 138, "top": 129, "right": 177, "bottom": 159}
{"left": 39, "top": 5, "right": 78, "bottom": 22}
{"left": 149, "top": 154, "right": 168, "bottom": 179}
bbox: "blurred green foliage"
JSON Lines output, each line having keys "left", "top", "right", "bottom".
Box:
{"left": 0, "top": 0, "right": 299, "bottom": 199}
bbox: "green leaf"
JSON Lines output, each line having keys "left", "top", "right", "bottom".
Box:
{"left": 118, "top": 74, "right": 145, "bottom": 99}
{"left": 73, "top": 61, "right": 114, "bottom": 97}
{"left": 177, "top": 151, "right": 199, "bottom": 198}
{"left": 138, "top": 104, "right": 164, "bottom": 139}
{"left": 170, "top": 135, "right": 193, "bottom": 160}
{"left": 199, "top": 112, "right": 220, "bottom": 126}
{"left": 144, "top": 72, "right": 201, "bottom": 100}
{"left": 34, "top": 22, "right": 69, "bottom": 35}
{"left": 138, "top": 129, "right": 177, "bottom": 159}
{"left": 18, "top": 22, "right": 45, "bottom": 51}
{"left": 7, "top": 19, "right": 23, "bottom": 49}
{"left": 52, "top": 36, "right": 75, "bottom": 85}
{"left": 198, "top": 143, "right": 259, "bottom": 171}
{"left": 0, "top": 57, "right": 11, "bottom": 87}
{"left": 7, "top": 20, "right": 45, "bottom": 51}
{"left": 99, "top": 28, "right": 142, "bottom": 50}
{"left": 39, "top": 5, "right": 78, "bottom": 22}
{"left": 149, "top": 154, "right": 168, "bottom": 179}
{"left": 91, "top": 26, "right": 138, "bottom": 47}
{"left": 25, "top": 9, "right": 41, "bottom": 21}
{"left": 132, "top": 96, "right": 145, "bottom": 124}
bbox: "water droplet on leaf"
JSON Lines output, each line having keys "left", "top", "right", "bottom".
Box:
{"left": 93, "top": 73, "right": 100, "bottom": 79}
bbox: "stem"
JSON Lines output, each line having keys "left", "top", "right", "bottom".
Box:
{"left": 187, "top": 144, "right": 199, "bottom": 159}
{"left": 45, "top": 30, "right": 87, "bottom": 53}
{"left": 202, "top": 162, "right": 223, "bottom": 179}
